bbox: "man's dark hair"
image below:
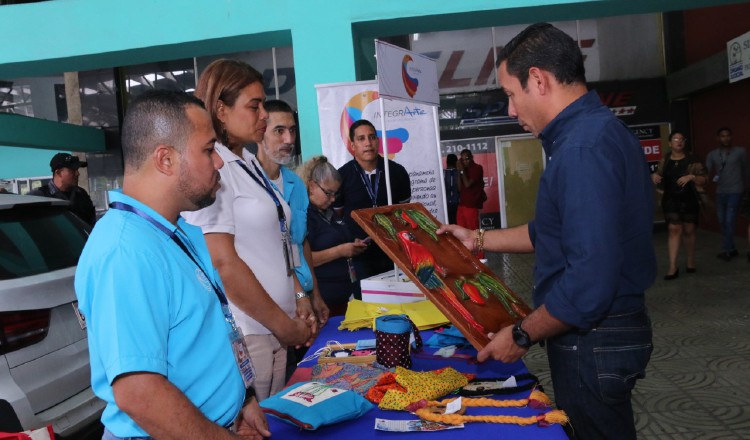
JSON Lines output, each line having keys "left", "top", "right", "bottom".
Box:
{"left": 446, "top": 153, "right": 457, "bottom": 167}
{"left": 349, "top": 119, "right": 376, "bottom": 142}
{"left": 460, "top": 149, "right": 473, "bottom": 158}
{"left": 121, "top": 90, "right": 205, "bottom": 171}
{"left": 498, "top": 22, "right": 586, "bottom": 89}
{"left": 265, "top": 99, "right": 294, "bottom": 115}
{"left": 717, "top": 126, "right": 732, "bottom": 136}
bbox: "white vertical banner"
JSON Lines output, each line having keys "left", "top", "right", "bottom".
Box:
{"left": 375, "top": 40, "right": 440, "bottom": 106}
{"left": 315, "top": 80, "right": 446, "bottom": 221}
{"left": 316, "top": 80, "right": 377, "bottom": 168}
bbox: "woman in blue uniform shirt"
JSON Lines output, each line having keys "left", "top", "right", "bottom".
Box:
{"left": 300, "top": 156, "right": 369, "bottom": 316}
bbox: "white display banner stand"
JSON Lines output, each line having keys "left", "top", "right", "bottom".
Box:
{"left": 374, "top": 40, "right": 445, "bottom": 222}
{"left": 315, "top": 80, "right": 446, "bottom": 221}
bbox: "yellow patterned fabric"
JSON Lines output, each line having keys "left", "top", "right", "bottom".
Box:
{"left": 379, "top": 366, "right": 469, "bottom": 410}
{"left": 338, "top": 300, "right": 448, "bottom": 331}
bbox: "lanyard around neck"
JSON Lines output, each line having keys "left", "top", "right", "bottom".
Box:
{"left": 719, "top": 149, "right": 729, "bottom": 171}
{"left": 109, "top": 201, "right": 228, "bottom": 306}
{"left": 236, "top": 160, "right": 289, "bottom": 233}
{"left": 356, "top": 163, "right": 380, "bottom": 207}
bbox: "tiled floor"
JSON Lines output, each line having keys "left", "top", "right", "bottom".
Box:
{"left": 485, "top": 228, "right": 750, "bottom": 439}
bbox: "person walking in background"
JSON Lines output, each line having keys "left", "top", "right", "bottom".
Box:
{"left": 456, "top": 148, "right": 484, "bottom": 257}
{"left": 29, "top": 152, "right": 96, "bottom": 226}
{"left": 652, "top": 131, "right": 707, "bottom": 279}
{"left": 456, "top": 149, "right": 484, "bottom": 230}
{"left": 76, "top": 90, "right": 269, "bottom": 439}
{"left": 334, "top": 119, "right": 411, "bottom": 278}
{"left": 184, "top": 59, "right": 315, "bottom": 401}
{"left": 439, "top": 23, "right": 655, "bottom": 440}
{"left": 301, "top": 156, "right": 369, "bottom": 316}
{"left": 706, "top": 127, "right": 748, "bottom": 261}
{"left": 444, "top": 153, "right": 460, "bottom": 224}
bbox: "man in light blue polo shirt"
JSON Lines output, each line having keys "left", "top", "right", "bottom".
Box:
{"left": 75, "top": 90, "right": 270, "bottom": 439}
{"left": 255, "top": 100, "right": 329, "bottom": 326}
{"left": 255, "top": 99, "right": 330, "bottom": 380}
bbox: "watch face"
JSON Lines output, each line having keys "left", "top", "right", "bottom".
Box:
{"left": 512, "top": 322, "right": 532, "bottom": 348}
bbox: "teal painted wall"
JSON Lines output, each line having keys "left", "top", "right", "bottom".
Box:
{"left": 0, "top": 113, "right": 106, "bottom": 152}
{"left": 0, "top": 0, "right": 745, "bottom": 169}
{"left": 0, "top": 146, "right": 65, "bottom": 179}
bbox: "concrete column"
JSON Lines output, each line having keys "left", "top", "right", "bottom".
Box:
{"left": 291, "top": 8, "right": 357, "bottom": 159}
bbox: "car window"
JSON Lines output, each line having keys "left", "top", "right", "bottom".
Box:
{"left": 0, "top": 205, "right": 88, "bottom": 280}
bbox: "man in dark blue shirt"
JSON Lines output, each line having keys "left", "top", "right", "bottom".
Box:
{"left": 334, "top": 119, "right": 411, "bottom": 278}
{"left": 439, "top": 23, "right": 656, "bottom": 440}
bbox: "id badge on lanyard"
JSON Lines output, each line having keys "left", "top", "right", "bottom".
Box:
{"left": 347, "top": 257, "right": 358, "bottom": 283}
{"left": 224, "top": 304, "right": 256, "bottom": 388}
{"left": 281, "top": 228, "right": 295, "bottom": 276}
{"left": 239, "top": 160, "right": 296, "bottom": 277}
{"left": 109, "top": 201, "right": 257, "bottom": 387}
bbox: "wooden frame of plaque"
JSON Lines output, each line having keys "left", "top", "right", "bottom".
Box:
{"left": 352, "top": 203, "right": 532, "bottom": 350}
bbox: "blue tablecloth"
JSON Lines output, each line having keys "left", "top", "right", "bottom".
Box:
{"left": 265, "top": 316, "right": 567, "bottom": 439}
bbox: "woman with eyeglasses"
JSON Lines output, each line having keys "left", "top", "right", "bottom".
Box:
{"left": 652, "top": 131, "right": 707, "bottom": 280}
{"left": 300, "top": 156, "right": 369, "bottom": 316}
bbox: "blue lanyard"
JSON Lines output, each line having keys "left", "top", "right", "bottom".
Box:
{"left": 236, "top": 160, "right": 289, "bottom": 234}
{"left": 355, "top": 163, "right": 380, "bottom": 207}
{"left": 109, "top": 201, "right": 228, "bottom": 306}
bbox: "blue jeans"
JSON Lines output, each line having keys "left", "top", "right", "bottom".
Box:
{"left": 716, "top": 192, "right": 742, "bottom": 252}
{"left": 546, "top": 308, "right": 652, "bottom": 440}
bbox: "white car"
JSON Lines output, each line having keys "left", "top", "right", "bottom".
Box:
{"left": 0, "top": 194, "right": 104, "bottom": 437}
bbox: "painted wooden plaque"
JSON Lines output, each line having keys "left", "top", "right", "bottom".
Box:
{"left": 352, "top": 203, "right": 532, "bottom": 350}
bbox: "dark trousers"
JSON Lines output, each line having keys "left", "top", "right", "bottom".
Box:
{"left": 447, "top": 203, "right": 458, "bottom": 225}
{"left": 716, "top": 192, "right": 742, "bottom": 252}
{"left": 546, "top": 308, "right": 652, "bottom": 440}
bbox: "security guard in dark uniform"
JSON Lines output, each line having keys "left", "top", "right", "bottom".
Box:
{"left": 29, "top": 152, "right": 96, "bottom": 226}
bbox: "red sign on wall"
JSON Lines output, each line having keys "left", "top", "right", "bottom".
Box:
{"left": 640, "top": 139, "right": 662, "bottom": 162}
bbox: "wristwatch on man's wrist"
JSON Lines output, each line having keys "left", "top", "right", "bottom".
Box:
{"left": 512, "top": 320, "right": 534, "bottom": 348}
{"left": 295, "top": 291, "right": 309, "bottom": 301}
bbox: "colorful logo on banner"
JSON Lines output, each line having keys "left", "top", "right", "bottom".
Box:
{"left": 401, "top": 55, "right": 419, "bottom": 98}
{"left": 339, "top": 90, "right": 410, "bottom": 158}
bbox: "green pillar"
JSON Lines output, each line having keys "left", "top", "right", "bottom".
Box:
{"left": 291, "top": 8, "right": 356, "bottom": 160}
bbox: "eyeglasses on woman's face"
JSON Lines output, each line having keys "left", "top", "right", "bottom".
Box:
{"left": 315, "top": 181, "right": 338, "bottom": 199}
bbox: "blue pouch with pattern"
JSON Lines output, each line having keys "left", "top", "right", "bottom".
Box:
{"left": 260, "top": 381, "right": 373, "bottom": 430}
